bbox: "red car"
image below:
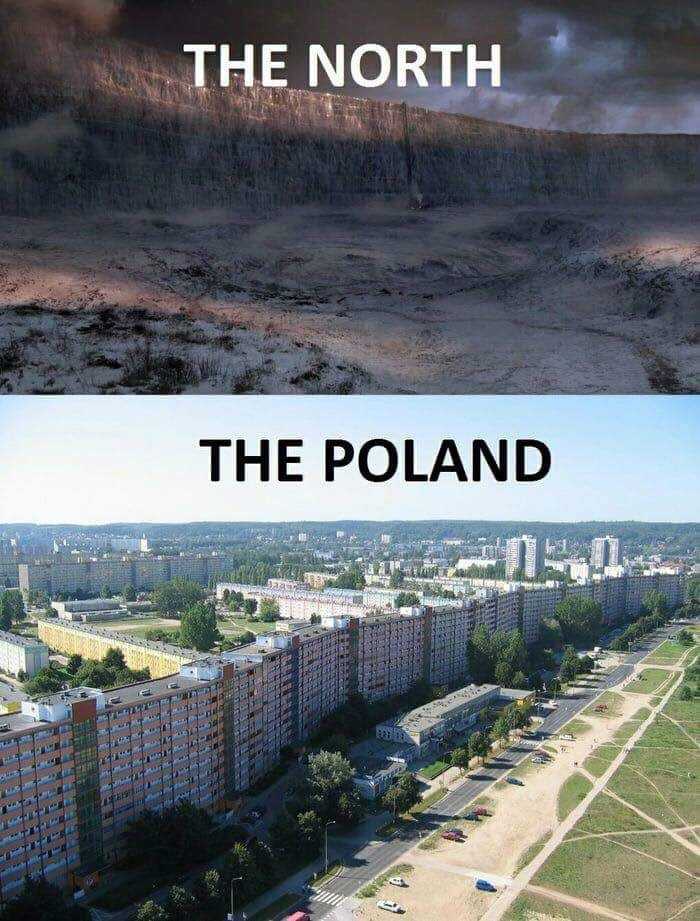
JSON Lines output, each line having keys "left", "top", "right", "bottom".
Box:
{"left": 442, "top": 831, "right": 464, "bottom": 842}
{"left": 474, "top": 807, "right": 491, "bottom": 817}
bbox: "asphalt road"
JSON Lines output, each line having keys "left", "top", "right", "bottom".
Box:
{"left": 304, "top": 624, "right": 682, "bottom": 919}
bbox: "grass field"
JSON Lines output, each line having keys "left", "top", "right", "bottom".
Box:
{"left": 529, "top": 674, "right": 699, "bottom": 921}
{"left": 505, "top": 890, "right": 610, "bottom": 921}
{"left": 419, "top": 759, "right": 450, "bottom": 780}
{"left": 644, "top": 639, "right": 695, "bottom": 666}
{"left": 627, "top": 668, "right": 674, "bottom": 695}
{"left": 220, "top": 617, "right": 278, "bottom": 635}
{"left": 557, "top": 772, "right": 593, "bottom": 821}
{"left": 558, "top": 718, "right": 590, "bottom": 738}
{"left": 514, "top": 832, "right": 552, "bottom": 874}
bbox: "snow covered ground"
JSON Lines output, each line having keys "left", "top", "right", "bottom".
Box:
{"left": 0, "top": 197, "right": 697, "bottom": 393}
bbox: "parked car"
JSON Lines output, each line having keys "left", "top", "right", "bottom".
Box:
{"left": 442, "top": 831, "right": 464, "bottom": 842}
{"left": 464, "top": 811, "right": 480, "bottom": 821}
{"left": 388, "top": 877, "right": 407, "bottom": 887}
{"left": 473, "top": 806, "right": 491, "bottom": 817}
{"left": 532, "top": 757, "right": 547, "bottom": 764}
{"left": 447, "top": 827, "right": 464, "bottom": 836}
{"left": 475, "top": 879, "right": 497, "bottom": 893}
{"left": 284, "top": 912, "right": 310, "bottom": 921}
{"left": 506, "top": 777, "right": 524, "bottom": 786}
{"left": 377, "top": 900, "right": 404, "bottom": 913}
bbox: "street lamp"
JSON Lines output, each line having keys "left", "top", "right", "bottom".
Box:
{"left": 228, "top": 876, "right": 243, "bottom": 921}
{"left": 324, "top": 820, "right": 336, "bottom": 874}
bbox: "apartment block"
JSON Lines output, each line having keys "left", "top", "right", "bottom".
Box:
{"left": 355, "top": 610, "right": 425, "bottom": 702}
{"left": 505, "top": 535, "right": 545, "bottom": 579}
{"left": 36, "top": 621, "right": 201, "bottom": 679}
{"left": 18, "top": 555, "right": 227, "bottom": 599}
{"left": 0, "top": 631, "right": 50, "bottom": 678}
{"left": 591, "top": 536, "right": 623, "bottom": 570}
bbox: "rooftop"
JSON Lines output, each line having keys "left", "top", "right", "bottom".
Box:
{"left": 0, "top": 629, "right": 47, "bottom": 649}
{"left": 383, "top": 683, "right": 499, "bottom": 734}
{"left": 38, "top": 619, "right": 203, "bottom": 660}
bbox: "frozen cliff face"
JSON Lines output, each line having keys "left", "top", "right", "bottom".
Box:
{"left": 0, "top": 15, "right": 698, "bottom": 214}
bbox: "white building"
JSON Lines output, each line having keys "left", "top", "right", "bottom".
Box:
{"left": 0, "top": 630, "right": 50, "bottom": 677}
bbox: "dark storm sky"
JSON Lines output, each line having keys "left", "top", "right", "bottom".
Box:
{"left": 31, "top": 1, "right": 700, "bottom": 131}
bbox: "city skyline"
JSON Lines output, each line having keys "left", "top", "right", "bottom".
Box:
{"left": 1, "top": 395, "right": 698, "bottom": 524}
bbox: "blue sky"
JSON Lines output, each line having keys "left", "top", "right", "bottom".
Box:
{"left": 0, "top": 396, "right": 697, "bottom": 524}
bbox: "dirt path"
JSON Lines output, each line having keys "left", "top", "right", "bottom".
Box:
{"left": 525, "top": 885, "right": 641, "bottom": 921}
{"left": 480, "top": 669, "right": 684, "bottom": 921}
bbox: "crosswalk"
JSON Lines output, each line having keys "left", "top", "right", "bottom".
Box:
{"left": 310, "top": 888, "right": 347, "bottom": 907}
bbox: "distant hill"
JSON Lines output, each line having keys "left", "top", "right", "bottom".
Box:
{"left": 0, "top": 12, "right": 698, "bottom": 214}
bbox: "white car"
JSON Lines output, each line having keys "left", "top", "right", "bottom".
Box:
{"left": 377, "top": 900, "right": 403, "bottom": 913}
{"left": 389, "top": 877, "right": 407, "bottom": 887}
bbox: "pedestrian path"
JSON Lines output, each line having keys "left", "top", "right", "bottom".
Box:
{"left": 310, "top": 889, "right": 347, "bottom": 907}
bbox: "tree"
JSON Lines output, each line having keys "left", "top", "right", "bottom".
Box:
{"left": 67, "top": 653, "right": 83, "bottom": 674}
{"left": 227, "top": 590, "right": 244, "bottom": 611}
{"left": 122, "top": 585, "right": 136, "bottom": 602}
{"left": 0, "top": 606, "right": 11, "bottom": 632}
{"left": 135, "top": 902, "right": 168, "bottom": 921}
{"left": 560, "top": 645, "right": 580, "bottom": 682}
{"left": 642, "top": 590, "right": 668, "bottom": 621}
{"left": 0, "top": 589, "right": 25, "bottom": 625}
{"left": 103, "top": 647, "right": 126, "bottom": 671}
{"left": 450, "top": 746, "right": 471, "bottom": 775}
{"left": 388, "top": 570, "right": 404, "bottom": 589}
{"left": 381, "top": 773, "right": 419, "bottom": 817}
{"left": 99, "top": 584, "right": 113, "bottom": 599}
{"left": 679, "top": 684, "right": 694, "bottom": 701}
{"left": 304, "top": 750, "right": 362, "bottom": 824}
{"left": 394, "top": 592, "right": 420, "bottom": 609}
{"left": 554, "top": 597, "right": 603, "bottom": 645}
{"left": 490, "top": 716, "right": 510, "bottom": 748}
{"left": 259, "top": 599, "right": 280, "bottom": 622}
{"left": 153, "top": 578, "right": 206, "bottom": 617}
{"left": 166, "top": 886, "right": 195, "bottom": 921}
{"left": 243, "top": 598, "right": 258, "bottom": 618}
{"left": 676, "top": 628, "right": 694, "bottom": 647}
{"left": 0, "top": 877, "right": 89, "bottom": 921}
{"left": 468, "top": 731, "right": 490, "bottom": 765}
{"left": 334, "top": 566, "right": 365, "bottom": 590}
{"left": 180, "top": 602, "right": 221, "bottom": 651}
{"left": 468, "top": 624, "right": 494, "bottom": 684}
{"left": 193, "top": 869, "right": 221, "bottom": 904}
{"left": 24, "top": 666, "right": 64, "bottom": 696}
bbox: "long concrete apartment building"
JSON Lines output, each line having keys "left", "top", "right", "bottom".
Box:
{"left": 18, "top": 554, "right": 231, "bottom": 598}
{"left": 0, "top": 569, "right": 686, "bottom": 901}
{"left": 36, "top": 621, "right": 204, "bottom": 679}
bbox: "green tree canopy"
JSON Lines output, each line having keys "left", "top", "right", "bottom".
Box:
{"left": 259, "top": 598, "right": 280, "bottom": 622}
{"left": 0, "top": 589, "right": 25, "bottom": 625}
{"left": 394, "top": 591, "right": 420, "bottom": 608}
{"left": 153, "top": 578, "right": 206, "bottom": 617}
{"left": 180, "top": 602, "right": 221, "bottom": 651}
{"left": 554, "top": 597, "right": 603, "bottom": 645}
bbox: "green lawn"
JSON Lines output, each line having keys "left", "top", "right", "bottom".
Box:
{"left": 559, "top": 718, "right": 590, "bottom": 738}
{"left": 644, "top": 639, "right": 694, "bottom": 665}
{"left": 557, "top": 772, "right": 593, "bottom": 821}
{"left": 627, "top": 668, "right": 674, "bottom": 695}
{"left": 505, "top": 891, "right": 610, "bottom": 920}
{"left": 514, "top": 831, "right": 552, "bottom": 874}
{"left": 419, "top": 759, "right": 450, "bottom": 780}
{"left": 222, "top": 617, "right": 278, "bottom": 635}
{"left": 530, "top": 685, "right": 700, "bottom": 921}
